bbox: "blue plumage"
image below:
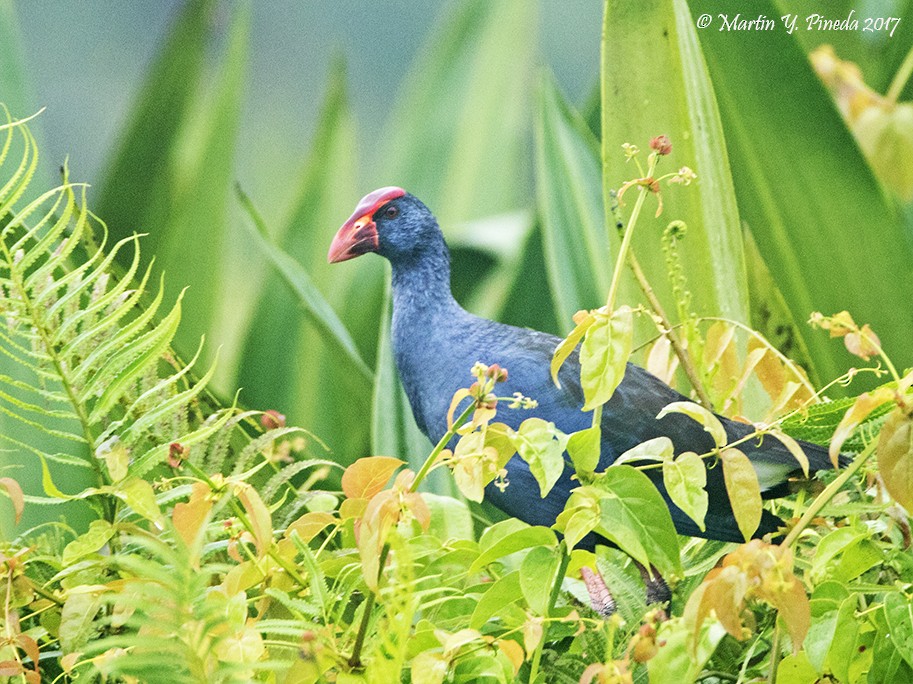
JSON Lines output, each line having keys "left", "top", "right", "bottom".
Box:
{"left": 329, "top": 190, "right": 834, "bottom": 548}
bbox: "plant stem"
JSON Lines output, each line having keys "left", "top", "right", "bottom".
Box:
{"left": 348, "top": 543, "right": 390, "bottom": 669}
{"left": 528, "top": 540, "right": 570, "bottom": 683}
{"left": 626, "top": 250, "right": 712, "bottom": 408}
{"left": 783, "top": 440, "right": 876, "bottom": 547}
{"left": 605, "top": 156, "right": 656, "bottom": 313}
{"left": 767, "top": 622, "right": 781, "bottom": 684}
{"left": 887, "top": 43, "right": 913, "bottom": 104}
{"left": 182, "top": 461, "right": 310, "bottom": 588}
{"left": 409, "top": 402, "right": 475, "bottom": 493}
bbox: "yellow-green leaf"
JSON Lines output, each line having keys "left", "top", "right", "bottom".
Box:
{"left": 580, "top": 305, "right": 633, "bottom": 410}
{"left": 657, "top": 401, "right": 727, "bottom": 448}
{"left": 720, "top": 448, "right": 762, "bottom": 541}
{"left": 509, "top": 418, "right": 569, "bottom": 498}
{"left": 115, "top": 477, "right": 163, "bottom": 525}
{"left": 662, "top": 451, "right": 708, "bottom": 532}
{"left": 172, "top": 481, "right": 213, "bottom": 550}
{"left": 614, "top": 436, "right": 674, "bottom": 466}
{"left": 235, "top": 483, "right": 273, "bottom": 557}
{"left": 877, "top": 408, "right": 913, "bottom": 511}
{"left": 62, "top": 520, "right": 115, "bottom": 566}
{"left": 550, "top": 310, "right": 596, "bottom": 387}
{"left": 831, "top": 388, "right": 896, "bottom": 467}
{"left": 566, "top": 426, "right": 601, "bottom": 474}
{"left": 0, "top": 477, "right": 24, "bottom": 524}
{"left": 341, "top": 456, "right": 404, "bottom": 500}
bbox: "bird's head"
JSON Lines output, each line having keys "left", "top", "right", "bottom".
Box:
{"left": 327, "top": 187, "right": 441, "bottom": 265}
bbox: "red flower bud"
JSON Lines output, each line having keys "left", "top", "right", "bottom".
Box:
{"left": 168, "top": 442, "right": 187, "bottom": 468}
{"left": 650, "top": 135, "right": 672, "bottom": 155}
{"left": 261, "top": 409, "right": 286, "bottom": 430}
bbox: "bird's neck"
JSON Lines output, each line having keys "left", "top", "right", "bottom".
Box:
{"left": 390, "top": 242, "right": 461, "bottom": 322}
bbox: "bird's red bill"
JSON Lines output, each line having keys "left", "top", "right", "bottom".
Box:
{"left": 328, "top": 186, "right": 406, "bottom": 263}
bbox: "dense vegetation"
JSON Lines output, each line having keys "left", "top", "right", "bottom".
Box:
{"left": 1, "top": 0, "right": 913, "bottom": 682}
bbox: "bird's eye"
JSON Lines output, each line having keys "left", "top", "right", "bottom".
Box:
{"left": 383, "top": 205, "right": 399, "bottom": 219}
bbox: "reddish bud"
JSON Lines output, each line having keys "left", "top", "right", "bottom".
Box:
{"left": 487, "top": 364, "right": 508, "bottom": 383}
{"left": 650, "top": 135, "right": 672, "bottom": 155}
{"left": 168, "top": 442, "right": 187, "bottom": 468}
{"left": 261, "top": 410, "right": 286, "bottom": 430}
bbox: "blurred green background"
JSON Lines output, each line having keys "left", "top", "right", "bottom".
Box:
{"left": 2, "top": 0, "right": 912, "bottom": 534}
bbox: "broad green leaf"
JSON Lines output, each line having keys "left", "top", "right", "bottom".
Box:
{"left": 470, "top": 525, "right": 557, "bottom": 575}
{"left": 662, "top": 450, "right": 708, "bottom": 531}
{"left": 827, "top": 596, "right": 862, "bottom": 682}
{"left": 579, "top": 305, "right": 633, "bottom": 410}
{"left": 566, "top": 426, "right": 601, "bottom": 474}
{"left": 508, "top": 417, "right": 569, "bottom": 497}
{"left": 648, "top": 618, "right": 726, "bottom": 683}
{"left": 0, "top": 1, "right": 47, "bottom": 190}
{"left": 236, "top": 186, "right": 371, "bottom": 383}
{"left": 411, "top": 652, "right": 449, "bottom": 684}
{"left": 656, "top": 401, "right": 727, "bottom": 448}
{"left": 553, "top": 496, "right": 599, "bottom": 550}
{"left": 602, "top": 0, "right": 750, "bottom": 328}
{"left": 720, "top": 448, "right": 762, "bottom": 541}
{"left": 236, "top": 63, "right": 371, "bottom": 464}
{"left": 590, "top": 465, "right": 682, "bottom": 576}
{"left": 809, "top": 527, "right": 866, "bottom": 583}
{"left": 62, "top": 519, "right": 115, "bottom": 565}
{"left": 690, "top": 0, "right": 913, "bottom": 383}
{"left": 884, "top": 591, "right": 913, "bottom": 670}
{"left": 59, "top": 589, "right": 103, "bottom": 654}
{"left": 469, "top": 570, "right": 522, "bottom": 630}
{"left": 519, "top": 546, "right": 562, "bottom": 615}
{"left": 535, "top": 76, "right": 611, "bottom": 329}
{"left": 878, "top": 408, "right": 913, "bottom": 511}
{"left": 614, "top": 436, "right": 674, "bottom": 466}
{"left": 423, "top": 493, "right": 474, "bottom": 542}
{"left": 776, "top": 652, "right": 819, "bottom": 684}
{"left": 96, "top": 0, "right": 215, "bottom": 248}
{"left": 114, "top": 477, "right": 162, "bottom": 525}
{"left": 162, "top": 6, "right": 249, "bottom": 358}
{"left": 376, "top": 0, "right": 536, "bottom": 227}
{"left": 805, "top": 606, "right": 839, "bottom": 674}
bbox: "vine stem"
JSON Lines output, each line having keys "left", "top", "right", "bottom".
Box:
{"left": 605, "top": 155, "right": 656, "bottom": 313}
{"left": 182, "top": 461, "right": 309, "bottom": 588}
{"left": 528, "top": 540, "right": 570, "bottom": 683}
{"left": 409, "top": 402, "right": 476, "bottom": 493}
{"left": 344, "top": 400, "right": 479, "bottom": 668}
{"left": 782, "top": 440, "right": 877, "bottom": 547}
{"left": 767, "top": 621, "right": 781, "bottom": 684}
{"left": 348, "top": 544, "right": 391, "bottom": 669}
{"left": 626, "top": 250, "right": 712, "bottom": 408}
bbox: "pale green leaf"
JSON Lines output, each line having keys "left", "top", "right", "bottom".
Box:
{"left": 720, "top": 448, "right": 762, "bottom": 541}
{"left": 580, "top": 306, "right": 633, "bottom": 410}
{"left": 657, "top": 401, "right": 727, "bottom": 448}
{"left": 662, "top": 450, "right": 708, "bottom": 532}
{"left": 509, "top": 417, "right": 569, "bottom": 498}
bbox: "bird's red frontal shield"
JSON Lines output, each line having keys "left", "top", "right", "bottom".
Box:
{"left": 327, "top": 186, "right": 406, "bottom": 263}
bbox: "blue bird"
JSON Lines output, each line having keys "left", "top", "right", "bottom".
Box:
{"left": 328, "top": 187, "right": 834, "bottom": 608}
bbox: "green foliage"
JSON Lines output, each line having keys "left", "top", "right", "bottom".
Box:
{"left": 3, "top": 0, "right": 913, "bottom": 681}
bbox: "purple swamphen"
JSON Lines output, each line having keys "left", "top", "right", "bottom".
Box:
{"left": 328, "top": 187, "right": 834, "bottom": 608}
